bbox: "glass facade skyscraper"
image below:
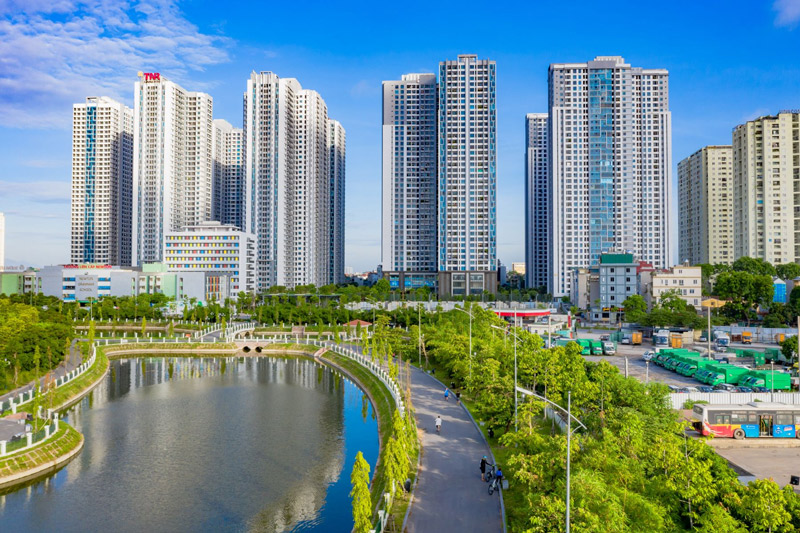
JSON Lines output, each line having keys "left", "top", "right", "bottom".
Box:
{"left": 548, "top": 56, "right": 672, "bottom": 297}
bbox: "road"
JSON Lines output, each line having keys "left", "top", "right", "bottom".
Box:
{"left": 404, "top": 366, "right": 503, "bottom": 533}
{"left": 0, "top": 339, "right": 83, "bottom": 405}
{"left": 333, "top": 341, "right": 503, "bottom": 532}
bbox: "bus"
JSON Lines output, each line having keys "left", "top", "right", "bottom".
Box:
{"left": 691, "top": 402, "right": 800, "bottom": 440}
{"left": 654, "top": 330, "right": 670, "bottom": 347}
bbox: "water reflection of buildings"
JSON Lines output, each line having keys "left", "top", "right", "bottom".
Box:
{"left": 61, "top": 356, "right": 355, "bottom": 531}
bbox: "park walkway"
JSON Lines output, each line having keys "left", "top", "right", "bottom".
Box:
{"left": 0, "top": 340, "right": 83, "bottom": 405}
{"left": 404, "top": 366, "right": 503, "bottom": 532}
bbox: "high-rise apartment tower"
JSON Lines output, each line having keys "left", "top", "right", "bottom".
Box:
{"left": 548, "top": 56, "right": 672, "bottom": 297}
{"left": 678, "top": 146, "right": 733, "bottom": 265}
{"left": 132, "top": 72, "right": 214, "bottom": 265}
{"left": 70, "top": 96, "right": 134, "bottom": 265}
{"left": 733, "top": 112, "right": 800, "bottom": 263}
{"left": 525, "top": 113, "right": 549, "bottom": 289}
{"left": 437, "top": 55, "right": 497, "bottom": 295}
{"left": 244, "top": 71, "right": 345, "bottom": 289}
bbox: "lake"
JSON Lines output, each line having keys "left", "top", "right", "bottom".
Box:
{"left": 0, "top": 356, "right": 380, "bottom": 532}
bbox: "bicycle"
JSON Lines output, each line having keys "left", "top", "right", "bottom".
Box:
{"left": 488, "top": 475, "right": 501, "bottom": 495}
{"left": 484, "top": 463, "right": 496, "bottom": 484}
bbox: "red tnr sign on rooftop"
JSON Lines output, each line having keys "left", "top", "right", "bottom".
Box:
{"left": 143, "top": 73, "right": 160, "bottom": 81}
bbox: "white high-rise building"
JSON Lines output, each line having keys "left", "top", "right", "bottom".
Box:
{"left": 213, "top": 119, "right": 245, "bottom": 230}
{"left": 549, "top": 56, "right": 672, "bottom": 297}
{"left": 328, "top": 120, "right": 346, "bottom": 285}
{"left": 244, "top": 71, "right": 345, "bottom": 289}
{"left": 438, "top": 55, "right": 497, "bottom": 296}
{"left": 0, "top": 212, "right": 5, "bottom": 268}
{"left": 381, "top": 73, "right": 438, "bottom": 275}
{"left": 132, "top": 72, "right": 214, "bottom": 265}
{"left": 525, "top": 113, "right": 549, "bottom": 289}
{"left": 70, "top": 96, "right": 134, "bottom": 265}
{"left": 733, "top": 112, "right": 800, "bottom": 264}
{"left": 678, "top": 146, "right": 733, "bottom": 265}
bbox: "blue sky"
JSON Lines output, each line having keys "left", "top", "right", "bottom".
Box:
{"left": 1, "top": 0, "right": 799, "bottom": 270}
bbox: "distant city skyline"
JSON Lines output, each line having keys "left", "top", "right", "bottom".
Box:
{"left": 1, "top": 1, "right": 800, "bottom": 270}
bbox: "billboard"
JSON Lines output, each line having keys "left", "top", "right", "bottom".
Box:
{"left": 75, "top": 275, "right": 98, "bottom": 301}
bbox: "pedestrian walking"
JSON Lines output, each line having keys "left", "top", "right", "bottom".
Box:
{"left": 456, "top": 391, "right": 461, "bottom": 404}
{"left": 435, "top": 415, "right": 442, "bottom": 434}
{"left": 444, "top": 388, "right": 450, "bottom": 401}
{"left": 480, "top": 455, "right": 488, "bottom": 481}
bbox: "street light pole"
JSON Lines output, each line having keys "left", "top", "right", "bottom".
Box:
{"left": 491, "top": 323, "right": 519, "bottom": 431}
{"left": 515, "top": 385, "right": 584, "bottom": 533}
{"left": 566, "top": 390, "right": 571, "bottom": 533}
{"left": 707, "top": 304, "right": 711, "bottom": 360}
{"left": 456, "top": 306, "right": 474, "bottom": 381}
{"left": 418, "top": 303, "right": 422, "bottom": 367}
{"left": 771, "top": 360, "right": 774, "bottom": 402}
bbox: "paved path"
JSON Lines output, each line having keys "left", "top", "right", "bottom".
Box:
{"left": 0, "top": 339, "right": 83, "bottom": 405}
{"left": 404, "top": 366, "right": 503, "bottom": 533}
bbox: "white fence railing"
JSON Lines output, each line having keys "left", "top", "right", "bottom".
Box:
{"left": 2, "top": 346, "right": 97, "bottom": 415}
{"left": 670, "top": 392, "right": 800, "bottom": 410}
{"left": 223, "top": 322, "right": 258, "bottom": 341}
{"left": 306, "top": 339, "right": 405, "bottom": 417}
{"left": 0, "top": 417, "right": 60, "bottom": 457}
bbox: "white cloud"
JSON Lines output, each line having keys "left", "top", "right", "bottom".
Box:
{"left": 0, "top": 179, "right": 71, "bottom": 203}
{"left": 0, "top": 0, "right": 231, "bottom": 129}
{"left": 774, "top": 0, "right": 800, "bottom": 27}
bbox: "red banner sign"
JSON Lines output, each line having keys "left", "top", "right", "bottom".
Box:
{"left": 143, "top": 73, "right": 161, "bottom": 81}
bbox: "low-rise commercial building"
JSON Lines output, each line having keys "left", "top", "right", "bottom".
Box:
{"left": 643, "top": 264, "right": 703, "bottom": 310}
{"left": 31, "top": 263, "right": 228, "bottom": 305}
{"left": 163, "top": 221, "right": 256, "bottom": 296}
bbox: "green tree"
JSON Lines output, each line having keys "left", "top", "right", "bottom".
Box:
{"left": 141, "top": 317, "right": 147, "bottom": 336}
{"left": 776, "top": 262, "right": 800, "bottom": 281}
{"left": 350, "top": 451, "right": 372, "bottom": 533}
{"left": 732, "top": 257, "right": 776, "bottom": 277}
{"left": 735, "top": 479, "right": 792, "bottom": 533}
{"left": 696, "top": 505, "right": 747, "bottom": 532}
{"left": 372, "top": 278, "right": 391, "bottom": 301}
{"left": 622, "top": 294, "right": 647, "bottom": 323}
{"left": 780, "top": 335, "right": 798, "bottom": 366}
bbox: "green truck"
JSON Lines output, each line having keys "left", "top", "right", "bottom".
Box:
{"left": 590, "top": 340, "right": 604, "bottom": 355}
{"left": 699, "top": 363, "right": 750, "bottom": 386}
{"left": 738, "top": 370, "right": 792, "bottom": 390}
{"left": 575, "top": 339, "right": 592, "bottom": 355}
{"left": 677, "top": 358, "right": 715, "bottom": 378}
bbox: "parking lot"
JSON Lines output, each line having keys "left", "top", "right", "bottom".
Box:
{"left": 710, "top": 443, "right": 800, "bottom": 492}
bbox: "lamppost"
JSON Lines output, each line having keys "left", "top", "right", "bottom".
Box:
{"left": 516, "top": 385, "right": 586, "bottom": 533}
{"left": 491, "top": 323, "right": 520, "bottom": 431}
{"left": 455, "top": 305, "right": 474, "bottom": 381}
{"left": 418, "top": 303, "right": 423, "bottom": 367}
{"left": 770, "top": 360, "right": 774, "bottom": 402}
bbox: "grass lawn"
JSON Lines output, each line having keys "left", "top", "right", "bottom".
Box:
{"left": 0, "top": 422, "right": 82, "bottom": 481}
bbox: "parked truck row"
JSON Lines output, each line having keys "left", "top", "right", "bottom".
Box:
{"left": 651, "top": 348, "right": 794, "bottom": 390}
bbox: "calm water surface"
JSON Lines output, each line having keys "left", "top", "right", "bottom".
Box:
{"left": 0, "top": 356, "right": 379, "bottom": 532}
